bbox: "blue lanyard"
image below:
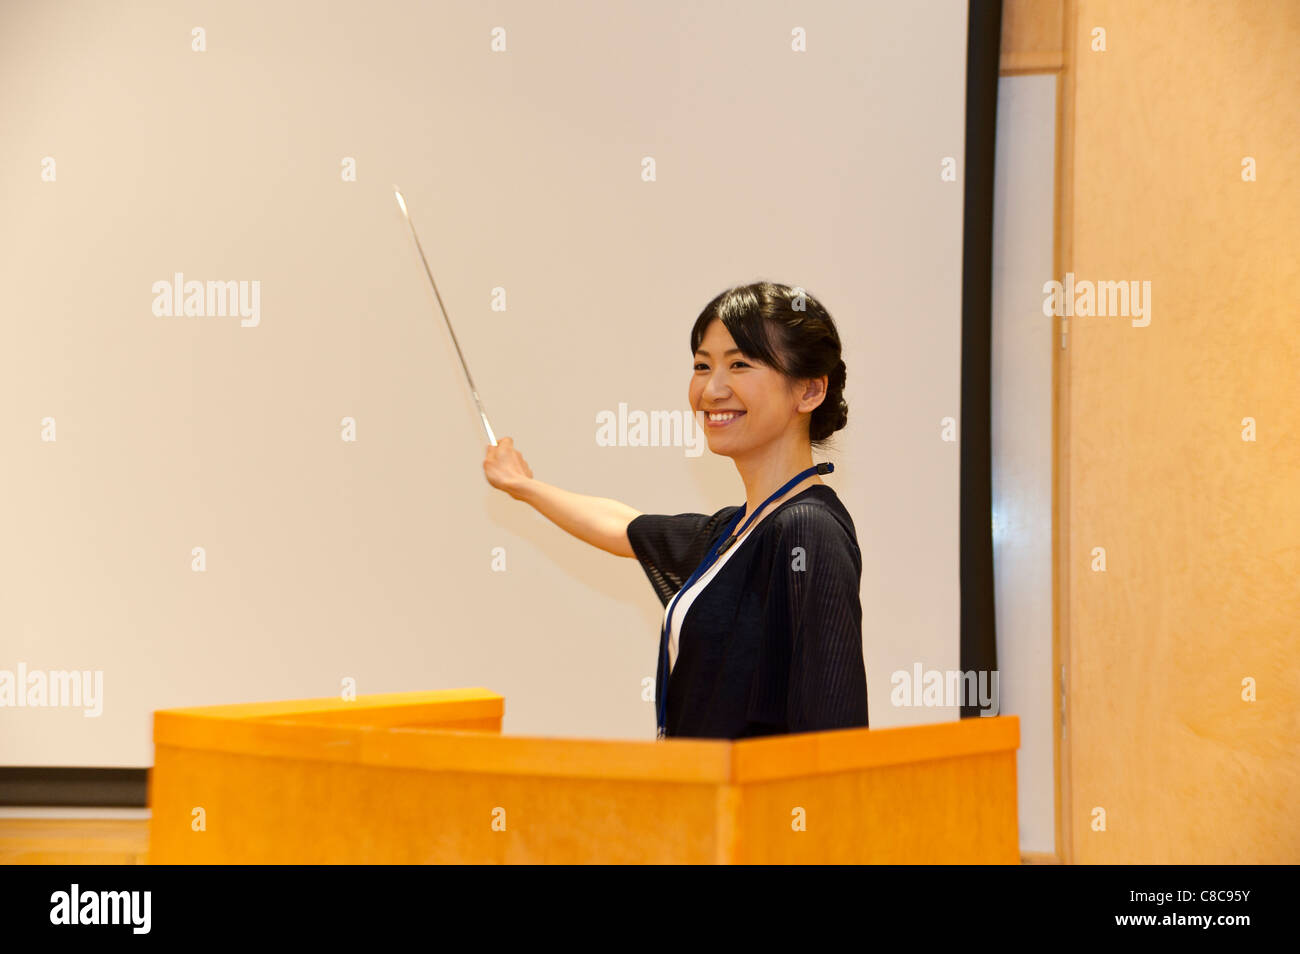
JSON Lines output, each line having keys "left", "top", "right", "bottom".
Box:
{"left": 655, "top": 461, "right": 833, "bottom": 738}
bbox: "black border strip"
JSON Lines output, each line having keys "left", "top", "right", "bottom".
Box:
{"left": 959, "top": 0, "right": 1003, "bottom": 717}
{"left": 0, "top": 767, "right": 147, "bottom": 808}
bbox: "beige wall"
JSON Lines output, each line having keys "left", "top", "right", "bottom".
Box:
{"left": 1059, "top": 0, "right": 1300, "bottom": 862}
{"left": 0, "top": 0, "right": 971, "bottom": 765}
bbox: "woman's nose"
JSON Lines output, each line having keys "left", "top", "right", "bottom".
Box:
{"left": 701, "top": 369, "right": 730, "bottom": 397}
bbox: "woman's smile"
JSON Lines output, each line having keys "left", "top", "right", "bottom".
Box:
{"left": 704, "top": 410, "right": 746, "bottom": 428}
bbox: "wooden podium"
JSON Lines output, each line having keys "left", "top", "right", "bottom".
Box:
{"left": 148, "top": 689, "right": 1020, "bottom": 863}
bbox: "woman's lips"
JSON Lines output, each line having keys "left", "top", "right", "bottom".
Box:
{"left": 703, "top": 411, "right": 745, "bottom": 428}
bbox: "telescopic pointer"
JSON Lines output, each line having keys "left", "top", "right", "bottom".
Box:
{"left": 393, "top": 186, "right": 498, "bottom": 447}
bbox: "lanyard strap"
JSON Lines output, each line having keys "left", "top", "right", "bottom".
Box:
{"left": 656, "top": 461, "right": 833, "bottom": 738}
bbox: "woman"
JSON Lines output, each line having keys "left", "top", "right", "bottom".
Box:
{"left": 483, "top": 281, "right": 868, "bottom": 740}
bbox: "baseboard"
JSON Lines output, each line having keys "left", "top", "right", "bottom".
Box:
{"left": 0, "top": 767, "right": 148, "bottom": 807}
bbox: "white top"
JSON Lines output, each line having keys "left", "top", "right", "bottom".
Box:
{"left": 663, "top": 514, "right": 764, "bottom": 674}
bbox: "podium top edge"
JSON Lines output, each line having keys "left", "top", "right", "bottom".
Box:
{"left": 151, "top": 695, "right": 1018, "bottom": 784}
{"left": 154, "top": 688, "right": 504, "bottom": 720}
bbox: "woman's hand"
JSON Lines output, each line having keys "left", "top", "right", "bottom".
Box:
{"left": 483, "top": 436, "right": 534, "bottom": 499}
{"left": 484, "top": 441, "right": 640, "bottom": 555}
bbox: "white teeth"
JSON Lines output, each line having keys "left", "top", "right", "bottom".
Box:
{"left": 707, "top": 412, "right": 742, "bottom": 422}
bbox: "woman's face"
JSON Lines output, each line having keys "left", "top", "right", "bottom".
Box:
{"left": 689, "top": 319, "right": 821, "bottom": 454}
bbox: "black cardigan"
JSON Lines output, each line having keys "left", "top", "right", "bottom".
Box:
{"left": 627, "top": 484, "right": 869, "bottom": 740}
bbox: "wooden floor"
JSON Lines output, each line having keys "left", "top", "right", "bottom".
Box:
{"left": 0, "top": 817, "right": 1057, "bottom": 864}
{"left": 0, "top": 818, "right": 150, "bottom": 865}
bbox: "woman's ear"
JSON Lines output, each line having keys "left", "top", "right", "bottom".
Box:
{"left": 798, "top": 375, "right": 828, "bottom": 413}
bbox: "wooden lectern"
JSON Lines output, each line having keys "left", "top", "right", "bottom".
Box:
{"left": 148, "top": 689, "right": 1019, "bottom": 863}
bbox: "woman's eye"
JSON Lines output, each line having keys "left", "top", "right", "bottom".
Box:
{"left": 694, "top": 361, "right": 750, "bottom": 371}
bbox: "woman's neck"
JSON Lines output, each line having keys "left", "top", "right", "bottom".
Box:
{"left": 733, "top": 439, "right": 823, "bottom": 522}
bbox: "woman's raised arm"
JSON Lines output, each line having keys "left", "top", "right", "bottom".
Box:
{"left": 483, "top": 437, "right": 641, "bottom": 557}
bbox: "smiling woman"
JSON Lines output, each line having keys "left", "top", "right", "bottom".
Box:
{"left": 628, "top": 281, "right": 864, "bottom": 738}
{"left": 483, "top": 280, "right": 866, "bottom": 740}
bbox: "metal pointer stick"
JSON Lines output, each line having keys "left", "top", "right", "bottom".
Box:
{"left": 393, "top": 186, "right": 498, "bottom": 447}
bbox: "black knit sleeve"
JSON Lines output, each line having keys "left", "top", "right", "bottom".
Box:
{"left": 762, "top": 502, "right": 869, "bottom": 731}
{"left": 626, "top": 507, "right": 740, "bottom": 607}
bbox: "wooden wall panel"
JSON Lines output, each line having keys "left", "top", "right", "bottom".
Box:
{"left": 1001, "top": 0, "right": 1065, "bottom": 74}
{"left": 1064, "top": 0, "right": 1300, "bottom": 862}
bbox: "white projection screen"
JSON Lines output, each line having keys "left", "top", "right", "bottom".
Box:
{"left": 0, "top": 1, "right": 972, "bottom": 769}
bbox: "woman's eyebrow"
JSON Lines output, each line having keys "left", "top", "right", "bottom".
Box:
{"left": 694, "top": 348, "right": 744, "bottom": 357}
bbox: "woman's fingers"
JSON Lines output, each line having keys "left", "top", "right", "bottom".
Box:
{"left": 483, "top": 437, "right": 532, "bottom": 492}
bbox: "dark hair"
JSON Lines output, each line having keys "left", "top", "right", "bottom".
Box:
{"left": 690, "top": 281, "right": 848, "bottom": 450}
